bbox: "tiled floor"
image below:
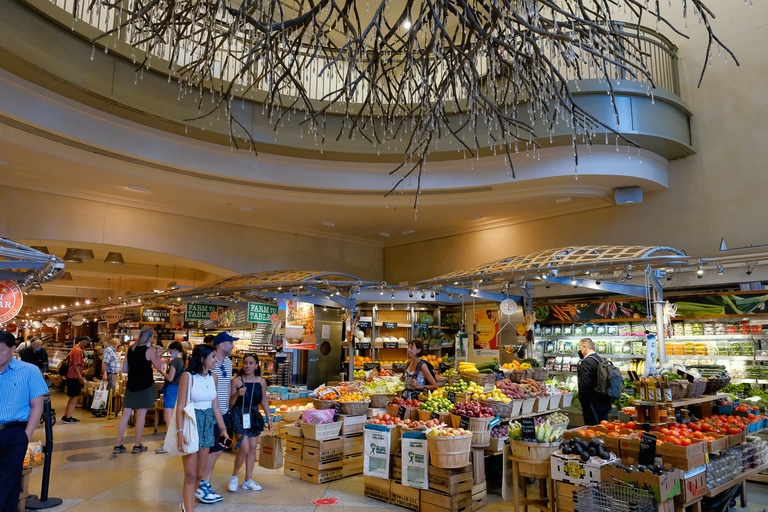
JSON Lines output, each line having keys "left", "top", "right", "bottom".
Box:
{"left": 24, "top": 392, "right": 768, "bottom": 511}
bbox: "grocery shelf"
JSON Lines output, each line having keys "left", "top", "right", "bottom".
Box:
{"left": 665, "top": 355, "right": 755, "bottom": 360}
{"left": 544, "top": 352, "right": 641, "bottom": 360}
{"left": 668, "top": 335, "right": 763, "bottom": 341}
{"left": 633, "top": 393, "right": 728, "bottom": 408}
{"left": 539, "top": 336, "right": 647, "bottom": 341}
{"left": 548, "top": 370, "right": 577, "bottom": 375}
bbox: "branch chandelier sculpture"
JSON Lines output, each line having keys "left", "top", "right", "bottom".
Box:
{"left": 89, "top": 0, "right": 737, "bottom": 208}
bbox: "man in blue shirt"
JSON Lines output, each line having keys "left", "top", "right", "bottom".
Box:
{"left": 0, "top": 330, "right": 48, "bottom": 511}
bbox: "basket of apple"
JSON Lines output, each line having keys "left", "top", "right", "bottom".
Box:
{"left": 367, "top": 413, "right": 404, "bottom": 426}
{"left": 427, "top": 427, "right": 473, "bottom": 468}
{"left": 403, "top": 418, "right": 441, "bottom": 432}
{"left": 387, "top": 397, "right": 420, "bottom": 420}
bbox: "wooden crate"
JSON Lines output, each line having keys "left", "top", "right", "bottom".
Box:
{"left": 342, "top": 453, "right": 363, "bottom": 477}
{"left": 428, "top": 464, "right": 474, "bottom": 496}
{"left": 364, "top": 475, "right": 391, "bottom": 502}
{"left": 343, "top": 432, "right": 363, "bottom": 456}
{"left": 391, "top": 482, "right": 420, "bottom": 511}
{"left": 339, "top": 414, "right": 367, "bottom": 435}
{"left": 421, "top": 489, "right": 472, "bottom": 512}
{"left": 302, "top": 437, "right": 343, "bottom": 463}
{"left": 284, "top": 461, "right": 302, "bottom": 479}
{"left": 301, "top": 466, "right": 343, "bottom": 484}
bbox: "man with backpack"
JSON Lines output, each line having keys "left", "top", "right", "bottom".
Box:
{"left": 577, "top": 338, "right": 613, "bottom": 425}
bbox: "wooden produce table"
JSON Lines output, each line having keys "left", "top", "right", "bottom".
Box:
{"left": 510, "top": 457, "right": 555, "bottom": 512}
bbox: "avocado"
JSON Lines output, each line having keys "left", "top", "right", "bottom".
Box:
{"left": 587, "top": 447, "right": 597, "bottom": 457}
{"left": 562, "top": 446, "right": 571, "bottom": 455}
{"left": 572, "top": 444, "right": 583, "bottom": 454}
{"left": 580, "top": 452, "right": 591, "bottom": 462}
{"left": 600, "top": 451, "right": 611, "bottom": 460}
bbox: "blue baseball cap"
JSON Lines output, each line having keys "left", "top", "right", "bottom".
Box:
{"left": 214, "top": 331, "right": 238, "bottom": 346}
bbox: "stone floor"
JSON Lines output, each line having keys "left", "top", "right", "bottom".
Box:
{"left": 23, "top": 392, "right": 768, "bottom": 512}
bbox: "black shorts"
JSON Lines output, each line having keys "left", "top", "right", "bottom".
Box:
{"left": 66, "top": 378, "right": 82, "bottom": 397}
{"left": 209, "top": 411, "right": 231, "bottom": 453}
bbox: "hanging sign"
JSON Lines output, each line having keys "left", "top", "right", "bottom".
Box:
{"left": 69, "top": 314, "right": 85, "bottom": 327}
{"left": 500, "top": 299, "right": 518, "bottom": 316}
{"left": 185, "top": 303, "right": 219, "bottom": 321}
{"left": 0, "top": 280, "right": 23, "bottom": 323}
{"left": 43, "top": 317, "right": 59, "bottom": 328}
{"left": 103, "top": 311, "right": 123, "bottom": 324}
{"left": 31, "top": 321, "right": 43, "bottom": 329}
{"left": 141, "top": 308, "right": 170, "bottom": 324}
{"left": 247, "top": 302, "right": 279, "bottom": 324}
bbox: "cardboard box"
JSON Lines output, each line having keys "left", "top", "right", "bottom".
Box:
{"left": 619, "top": 448, "right": 706, "bottom": 472}
{"left": 364, "top": 475, "right": 391, "bottom": 502}
{"left": 706, "top": 434, "right": 729, "bottom": 453}
{"left": 339, "top": 414, "right": 367, "bottom": 435}
{"left": 343, "top": 453, "right": 363, "bottom": 477}
{"left": 656, "top": 499, "right": 674, "bottom": 512}
{"left": 284, "top": 461, "right": 302, "bottom": 478}
{"left": 392, "top": 455, "right": 402, "bottom": 481}
{"left": 302, "top": 437, "right": 343, "bottom": 463}
{"left": 550, "top": 452, "right": 617, "bottom": 486}
{"left": 391, "top": 482, "right": 421, "bottom": 511}
{"left": 301, "top": 466, "right": 343, "bottom": 484}
{"left": 674, "top": 465, "right": 707, "bottom": 504}
{"left": 472, "top": 448, "right": 485, "bottom": 485}
{"left": 619, "top": 434, "right": 707, "bottom": 471}
{"left": 485, "top": 437, "right": 508, "bottom": 454}
{"left": 421, "top": 489, "right": 472, "bottom": 512}
{"left": 429, "top": 464, "right": 474, "bottom": 495}
{"left": 564, "top": 425, "right": 633, "bottom": 451}
{"left": 601, "top": 459, "right": 681, "bottom": 502}
{"left": 344, "top": 432, "right": 363, "bottom": 455}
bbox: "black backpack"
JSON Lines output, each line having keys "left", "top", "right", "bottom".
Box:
{"left": 594, "top": 359, "right": 624, "bottom": 399}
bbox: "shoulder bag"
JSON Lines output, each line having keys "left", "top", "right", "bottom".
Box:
{"left": 164, "top": 374, "right": 199, "bottom": 456}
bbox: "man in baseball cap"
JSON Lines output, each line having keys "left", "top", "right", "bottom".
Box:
{"left": 195, "top": 331, "right": 239, "bottom": 503}
{"left": 62, "top": 336, "right": 92, "bottom": 423}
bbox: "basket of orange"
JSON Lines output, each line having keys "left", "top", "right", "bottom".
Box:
{"left": 337, "top": 392, "right": 370, "bottom": 415}
{"left": 312, "top": 386, "right": 341, "bottom": 409}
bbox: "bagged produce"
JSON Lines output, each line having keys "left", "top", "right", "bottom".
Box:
{"left": 302, "top": 408, "right": 336, "bottom": 425}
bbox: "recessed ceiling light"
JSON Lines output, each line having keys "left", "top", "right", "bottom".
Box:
{"left": 468, "top": 215, "right": 484, "bottom": 221}
{"left": 321, "top": 221, "right": 336, "bottom": 227}
{"left": 128, "top": 184, "right": 149, "bottom": 192}
{"left": 238, "top": 205, "right": 254, "bottom": 212}
{"left": 379, "top": 232, "right": 391, "bottom": 237}
{"left": 555, "top": 197, "right": 572, "bottom": 204}
{"left": 401, "top": 230, "right": 414, "bottom": 235}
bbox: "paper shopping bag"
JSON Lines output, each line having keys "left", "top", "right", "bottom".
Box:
{"left": 258, "top": 435, "right": 283, "bottom": 469}
{"left": 91, "top": 381, "right": 110, "bottom": 412}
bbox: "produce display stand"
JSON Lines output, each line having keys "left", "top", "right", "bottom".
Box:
{"left": 703, "top": 460, "right": 768, "bottom": 498}
{"left": 632, "top": 393, "right": 728, "bottom": 418}
{"left": 511, "top": 457, "right": 555, "bottom": 512}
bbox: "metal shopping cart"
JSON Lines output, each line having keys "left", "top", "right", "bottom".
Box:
{"left": 573, "top": 481, "right": 655, "bottom": 512}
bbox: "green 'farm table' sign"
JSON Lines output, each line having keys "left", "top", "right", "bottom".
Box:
{"left": 248, "top": 302, "right": 278, "bottom": 324}
{"left": 185, "top": 303, "right": 219, "bottom": 321}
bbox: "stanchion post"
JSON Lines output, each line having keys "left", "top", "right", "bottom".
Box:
{"left": 25, "top": 395, "right": 63, "bottom": 509}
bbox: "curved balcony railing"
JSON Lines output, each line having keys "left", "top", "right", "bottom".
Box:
{"left": 42, "top": 0, "right": 680, "bottom": 104}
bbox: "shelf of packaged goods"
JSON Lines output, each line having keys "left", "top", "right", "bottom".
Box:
{"left": 539, "top": 336, "right": 647, "bottom": 341}
{"left": 704, "top": 461, "right": 768, "bottom": 497}
{"left": 548, "top": 370, "right": 577, "bottom": 375}
{"left": 668, "top": 335, "right": 762, "bottom": 341}
{"left": 505, "top": 408, "right": 563, "bottom": 423}
{"left": 633, "top": 393, "right": 729, "bottom": 408}
{"left": 375, "top": 322, "right": 412, "bottom": 328}
{"left": 665, "top": 355, "right": 756, "bottom": 360}
{"left": 543, "top": 353, "right": 642, "bottom": 360}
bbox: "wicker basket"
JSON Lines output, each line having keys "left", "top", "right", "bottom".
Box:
{"left": 479, "top": 399, "right": 512, "bottom": 418}
{"left": 368, "top": 394, "right": 392, "bottom": 408}
{"left": 338, "top": 400, "right": 370, "bottom": 415}
{"left": 686, "top": 380, "right": 707, "bottom": 398}
{"left": 312, "top": 398, "right": 338, "bottom": 410}
{"left": 509, "top": 440, "right": 561, "bottom": 461}
{"left": 445, "top": 376, "right": 459, "bottom": 385}
{"left": 704, "top": 377, "right": 730, "bottom": 395}
{"left": 668, "top": 380, "right": 688, "bottom": 400}
{"left": 532, "top": 368, "right": 549, "bottom": 381}
{"left": 509, "top": 370, "right": 527, "bottom": 383}
{"left": 427, "top": 433, "right": 472, "bottom": 468}
{"left": 435, "top": 377, "right": 448, "bottom": 388}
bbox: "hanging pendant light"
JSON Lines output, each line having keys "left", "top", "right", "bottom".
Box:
{"left": 63, "top": 248, "right": 82, "bottom": 263}
{"left": 104, "top": 252, "right": 125, "bottom": 264}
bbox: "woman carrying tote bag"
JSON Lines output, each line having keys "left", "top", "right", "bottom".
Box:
{"left": 174, "top": 344, "right": 230, "bottom": 512}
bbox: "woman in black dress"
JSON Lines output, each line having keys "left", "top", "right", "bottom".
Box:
{"left": 226, "top": 354, "right": 272, "bottom": 492}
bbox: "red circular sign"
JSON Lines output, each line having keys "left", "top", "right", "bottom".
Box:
{"left": 312, "top": 498, "right": 339, "bottom": 506}
{"left": 270, "top": 313, "right": 279, "bottom": 324}
{"left": 0, "top": 281, "right": 23, "bottom": 323}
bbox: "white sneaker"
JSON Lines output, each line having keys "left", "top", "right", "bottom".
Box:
{"left": 242, "top": 479, "right": 262, "bottom": 491}
{"left": 228, "top": 476, "right": 239, "bottom": 492}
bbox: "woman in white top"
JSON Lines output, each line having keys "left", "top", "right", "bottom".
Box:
{"left": 175, "top": 344, "right": 229, "bottom": 512}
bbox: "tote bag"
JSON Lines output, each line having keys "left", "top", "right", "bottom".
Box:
{"left": 91, "top": 381, "right": 110, "bottom": 412}
{"left": 164, "top": 374, "right": 199, "bottom": 456}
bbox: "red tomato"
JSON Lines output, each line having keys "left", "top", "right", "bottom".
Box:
{"left": 680, "top": 438, "right": 692, "bottom": 446}
{"left": 690, "top": 423, "right": 701, "bottom": 431}
{"left": 625, "top": 422, "right": 636, "bottom": 430}
{"left": 604, "top": 424, "right": 616, "bottom": 431}
{"left": 728, "top": 427, "right": 741, "bottom": 435}
{"left": 660, "top": 428, "right": 671, "bottom": 436}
